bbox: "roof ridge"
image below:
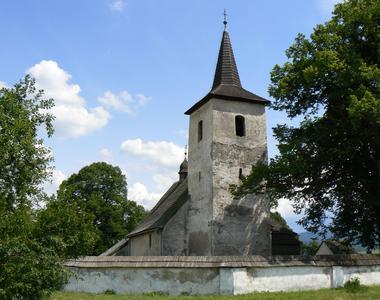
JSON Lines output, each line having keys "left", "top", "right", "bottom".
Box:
{"left": 127, "top": 178, "right": 188, "bottom": 237}
{"left": 149, "top": 181, "right": 180, "bottom": 214}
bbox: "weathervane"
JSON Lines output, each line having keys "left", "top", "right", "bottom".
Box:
{"left": 184, "top": 144, "right": 188, "bottom": 159}
{"left": 223, "top": 9, "right": 228, "bottom": 30}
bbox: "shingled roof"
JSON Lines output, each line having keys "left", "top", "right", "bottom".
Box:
{"left": 212, "top": 30, "right": 242, "bottom": 89}
{"left": 318, "top": 240, "right": 357, "bottom": 255}
{"left": 127, "top": 178, "right": 189, "bottom": 237}
{"left": 185, "top": 27, "right": 269, "bottom": 115}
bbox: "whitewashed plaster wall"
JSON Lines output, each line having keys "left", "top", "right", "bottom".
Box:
{"left": 64, "top": 259, "right": 380, "bottom": 295}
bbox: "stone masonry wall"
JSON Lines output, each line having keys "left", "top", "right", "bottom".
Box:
{"left": 162, "top": 202, "right": 188, "bottom": 255}
{"left": 187, "top": 98, "right": 271, "bottom": 256}
{"left": 210, "top": 99, "right": 271, "bottom": 255}
{"left": 187, "top": 101, "right": 214, "bottom": 255}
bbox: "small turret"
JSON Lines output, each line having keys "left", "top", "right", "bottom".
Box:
{"left": 178, "top": 158, "right": 188, "bottom": 181}
{"left": 178, "top": 146, "right": 188, "bottom": 181}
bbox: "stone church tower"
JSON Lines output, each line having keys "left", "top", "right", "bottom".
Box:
{"left": 104, "top": 20, "right": 272, "bottom": 257}
{"left": 184, "top": 22, "right": 271, "bottom": 255}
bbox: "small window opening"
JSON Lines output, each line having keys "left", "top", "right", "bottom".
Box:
{"left": 198, "top": 120, "right": 203, "bottom": 142}
{"left": 239, "top": 168, "right": 243, "bottom": 180}
{"left": 198, "top": 171, "right": 201, "bottom": 182}
{"left": 235, "top": 115, "right": 246, "bottom": 137}
{"left": 149, "top": 233, "right": 152, "bottom": 249}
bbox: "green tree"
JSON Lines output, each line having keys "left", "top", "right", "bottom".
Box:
{"left": 35, "top": 195, "right": 100, "bottom": 258}
{"left": 301, "top": 239, "right": 320, "bottom": 256}
{"left": 0, "top": 75, "right": 54, "bottom": 211}
{"left": 46, "top": 162, "right": 146, "bottom": 256}
{"left": 0, "top": 77, "right": 68, "bottom": 299}
{"left": 0, "top": 209, "right": 69, "bottom": 300}
{"left": 240, "top": 0, "right": 379, "bottom": 249}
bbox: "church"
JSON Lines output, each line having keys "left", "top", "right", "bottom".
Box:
{"left": 103, "top": 19, "right": 299, "bottom": 257}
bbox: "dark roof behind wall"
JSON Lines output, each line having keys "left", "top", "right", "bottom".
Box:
{"left": 127, "top": 178, "right": 189, "bottom": 237}
{"left": 320, "top": 240, "right": 357, "bottom": 255}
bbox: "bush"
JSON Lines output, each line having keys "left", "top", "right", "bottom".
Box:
{"left": 0, "top": 210, "right": 69, "bottom": 299}
{"left": 344, "top": 277, "right": 364, "bottom": 293}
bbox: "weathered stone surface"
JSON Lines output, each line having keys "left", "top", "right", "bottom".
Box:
{"left": 212, "top": 194, "right": 271, "bottom": 256}
{"left": 64, "top": 267, "right": 220, "bottom": 295}
{"left": 187, "top": 98, "right": 270, "bottom": 256}
{"left": 64, "top": 255, "right": 380, "bottom": 295}
{"left": 187, "top": 100, "right": 214, "bottom": 256}
{"left": 162, "top": 202, "right": 188, "bottom": 255}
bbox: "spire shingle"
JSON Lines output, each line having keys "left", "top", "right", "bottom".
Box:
{"left": 184, "top": 24, "right": 270, "bottom": 115}
{"left": 212, "top": 30, "right": 242, "bottom": 89}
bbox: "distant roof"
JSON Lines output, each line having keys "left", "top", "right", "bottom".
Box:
{"left": 318, "top": 240, "right": 357, "bottom": 255}
{"left": 185, "top": 29, "right": 269, "bottom": 115}
{"left": 127, "top": 178, "right": 188, "bottom": 237}
{"left": 100, "top": 238, "right": 129, "bottom": 256}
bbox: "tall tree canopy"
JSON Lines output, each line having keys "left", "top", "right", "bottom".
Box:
{"left": 0, "top": 77, "right": 68, "bottom": 299}
{"left": 0, "top": 75, "right": 54, "bottom": 211}
{"left": 238, "top": 0, "right": 379, "bottom": 249}
{"left": 38, "top": 162, "right": 146, "bottom": 256}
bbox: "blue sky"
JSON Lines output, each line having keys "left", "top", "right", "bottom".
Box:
{"left": 0, "top": 0, "right": 340, "bottom": 232}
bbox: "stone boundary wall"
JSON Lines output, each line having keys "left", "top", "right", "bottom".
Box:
{"left": 64, "top": 254, "right": 380, "bottom": 295}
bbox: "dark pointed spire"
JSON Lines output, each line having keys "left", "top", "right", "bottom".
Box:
{"left": 184, "top": 13, "right": 270, "bottom": 115}
{"left": 212, "top": 11, "right": 242, "bottom": 90}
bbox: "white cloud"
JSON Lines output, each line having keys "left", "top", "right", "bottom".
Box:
{"left": 110, "top": 0, "right": 126, "bottom": 12}
{"left": 99, "top": 148, "right": 113, "bottom": 162}
{"left": 135, "top": 94, "right": 150, "bottom": 106}
{"left": 27, "top": 60, "right": 110, "bottom": 138}
{"left": 0, "top": 81, "right": 9, "bottom": 89}
{"left": 128, "top": 182, "right": 162, "bottom": 209}
{"left": 316, "top": 0, "right": 342, "bottom": 16}
{"left": 274, "top": 198, "right": 295, "bottom": 218}
{"left": 44, "top": 169, "right": 67, "bottom": 195}
{"left": 121, "top": 139, "right": 185, "bottom": 168}
{"left": 153, "top": 173, "right": 177, "bottom": 191}
{"left": 99, "top": 90, "right": 150, "bottom": 114}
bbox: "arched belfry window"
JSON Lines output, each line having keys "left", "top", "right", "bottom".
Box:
{"left": 198, "top": 120, "right": 203, "bottom": 142}
{"left": 235, "top": 115, "right": 245, "bottom": 137}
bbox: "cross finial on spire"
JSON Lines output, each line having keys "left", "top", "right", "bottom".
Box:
{"left": 223, "top": 9, "right": 227, "bottom": 30}
{"left": 184, "top": 144, "right": 188, "bottom": 159}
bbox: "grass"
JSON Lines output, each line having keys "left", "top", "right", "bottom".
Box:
{"left": 52, "top": 285, "right": 380, "bottom": 300}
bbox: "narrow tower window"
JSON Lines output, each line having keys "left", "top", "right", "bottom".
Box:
{"left": 235, "top": 115, "right": 245, "bottom": 137}
{"left": 198, "top": 120, "right": 203, "bottom": 142}
{"left": 239, "top": 168, "right": 243, "bottom": 180}
{"left": 235, "top": 116, "right": 245, "bottom": 136}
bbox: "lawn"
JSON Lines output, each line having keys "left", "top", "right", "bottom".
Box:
{"left": 52, "top": 286, "right": 380, "bottom": 300}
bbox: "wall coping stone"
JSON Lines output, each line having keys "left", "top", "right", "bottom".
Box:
{"left": 65, "top": 254, "right": 380, "bottom": 269}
